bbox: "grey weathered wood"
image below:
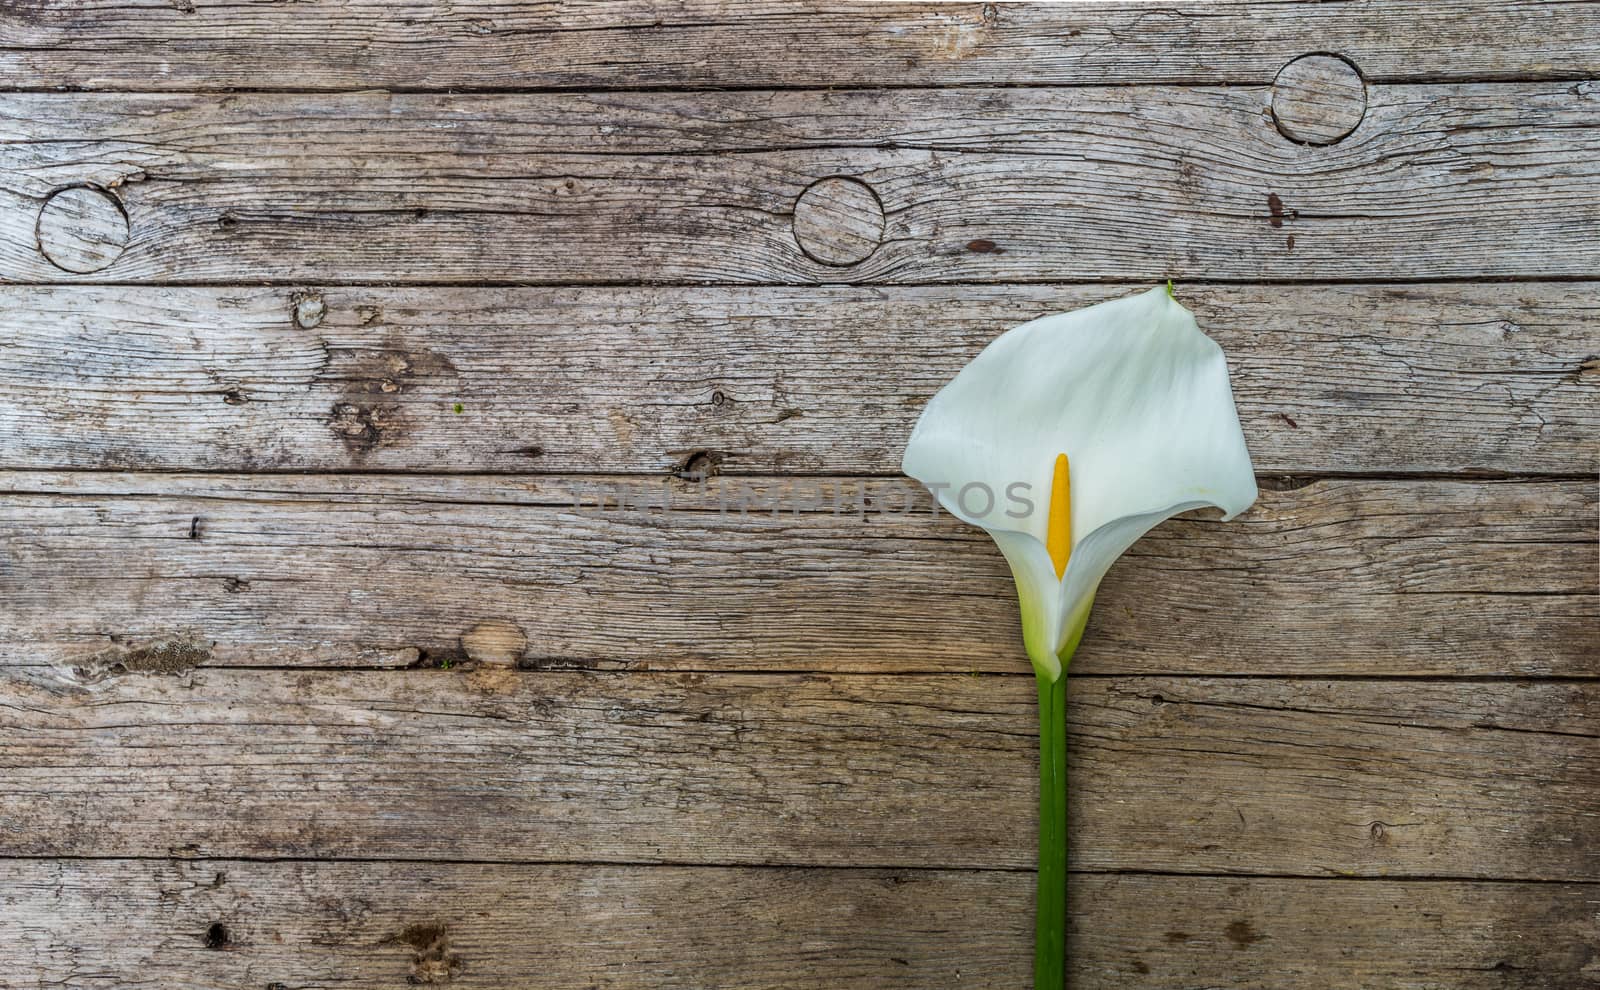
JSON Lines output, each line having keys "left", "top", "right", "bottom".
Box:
{"left": 4, "top": 85, "right": 1600, "bottom": 282}
{"left": 1272, "top": 54, "right": 1368, "bottom": 145}
{"left": 0, "top": 669, "right": 1594, "bottom": 879}
{"left": 32, "top": 185, "right": 129, "bottom": 273}
{"left": 1071, "top": 874, "right": 1600, "bottom": 988}
{"left": 3, "top": 1, "right": 1597, "bottom": 91}
{"left": 1, "top": 859, "right": 1028, "bottom": 989}
{"left": 2, "top": 3, "right": 1594, "bottom": 983}
{"left": 4, "top": 861, "right": 1596, "bottom": 990}
{"left": 791, "top": 177, "right": 885, "bottom": 266}
{"left": 1, "top": 284, "right": 1595, "bottom": 475}
{"left": 1, "top": 474, "right": 1592, "bottom": 677}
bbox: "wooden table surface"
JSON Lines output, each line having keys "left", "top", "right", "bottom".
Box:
{"left": 2, "top": 2, "right": 1597, "bottom": 987}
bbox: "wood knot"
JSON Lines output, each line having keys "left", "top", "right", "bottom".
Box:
{"left": 1271, "top": 54, "right": 1366, "bottom": 145}
{"left": 792, "top": 176, "right": 885, "bottom": 266}
{"left": 36, "top": 185, "right": 130, "bottom": 273}
{"left": 68, "top": 634, "right": 212, "bottom": 683}
{"left": 672, "top": 448, "right": 726, "bottom": 481}
{"left": 294, "top": 294, "right": 326, "bottom": 329}
{"left": 460, "top": 620, "right": 528, "bottom": 666}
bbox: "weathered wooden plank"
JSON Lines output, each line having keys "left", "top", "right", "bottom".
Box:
{"left": 3, "top": 860, "right": 1024, "bottom": 989}
{"left": 1, "top": 284, "right": 1595, "bottom": 475}
{"left": 1, "top": 474, "right": 1593, "bottom": 677}
{"left": 0, "top": 669, "right": 1594, "bottom": 879}
{"left": 3, "top": 86, "right": 1600, "bottom": 282}
{"left": 5, "top": 860, "right": 1597, "bottom": 990}
{"left": 3, "top": 1, "right": 1597, "bottom": 91}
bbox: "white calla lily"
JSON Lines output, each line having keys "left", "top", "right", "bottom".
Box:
{"left": 902, "top": 284, "right": 1258, "bottom": 681}
{"left": 901, "top": 284, "right": 1257, "bottom": 989}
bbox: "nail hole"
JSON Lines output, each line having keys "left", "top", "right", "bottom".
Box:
{"left": 204, "top": 922, "right": 229, "bottom": 949}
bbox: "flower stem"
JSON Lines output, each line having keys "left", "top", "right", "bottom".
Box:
{"left": 1034, "top": 670, "right": 1069, "bottom": 989}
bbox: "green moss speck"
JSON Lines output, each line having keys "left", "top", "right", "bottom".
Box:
{"left": 452, "top": 402, "right": 464, "bottom": 414}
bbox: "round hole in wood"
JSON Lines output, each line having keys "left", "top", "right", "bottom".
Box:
{"left": 1271, "top": 54, "right": 1367, "bottom": 145}
{"left": 36, "top": 185, "right": 130, "bottom": 273}
{"left": 792, "top": 177, "right": 885, "bottom": 267}
{"left": 203, "top": 921, "right": 229, "bottom": 949}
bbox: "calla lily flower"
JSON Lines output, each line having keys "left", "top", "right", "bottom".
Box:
{"left": 901, "top": 284, "right": 1257, "bottom": 989}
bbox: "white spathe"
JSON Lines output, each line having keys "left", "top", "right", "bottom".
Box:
{"left": 902, "top": 286, "right": 1258, "bottom": 681}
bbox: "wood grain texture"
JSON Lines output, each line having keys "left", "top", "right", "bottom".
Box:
{"left": 4, "top": 85, "right": 1600, "bottom": 283}
{"left": 1271, "top": 54, "right": 1368, "bottom": 145}
{"left": 3, "top": 1, "right": 1597, "bottom": 91}
{"left": 0, "top": 668, "right": 1595, "bottom": 879}
{"left": 3, "top": 2, "right": 1597, "bottom": 984}
{"left": 32, "top": 185, "right": 129, "bottom": 274}
{"left": 5, "top": 861, "right": 1597, "bottom": 990}
{"left": 2, "top": 283, "right": 1595, "bottom": 475}
{"left": 792, "top": 177, "right": 885, "bottom": 266}
{"left": 1, "top": 474, "right": 1593, "bottom": 677}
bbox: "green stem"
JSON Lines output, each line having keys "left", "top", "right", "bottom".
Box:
{"left": 1034, "top": 670, "right": 1068, "bottom": 989}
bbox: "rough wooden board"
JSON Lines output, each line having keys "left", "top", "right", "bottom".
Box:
{"left": 3, "top": 1, "right": 1597, "bottom": 91}
{"left": 0, "top": 4, "right": 1592, "bottom": 983}
{"left": 1271, "top": 54, "right": 1369, "bottom": 146}
{"left": 32, "top": 186, "right": 130, "bottom": 274}
{"left": 1071, "top": 874, "right": 1600, "bottom": 989}
{"left": 2, "top": 284, "right": 1595, "bottom": 475}
{"left": 1, "top": 860, "right": 1026, "bottom": 989}
{"left": 1, "top": 474, "right": 1593, "bottom": 677}
{"left": 5, "top": 861, "right": 1597, "bottom": 990}
{"left": 3, "top": 86, "right": 1600, "bottom": 282}
{"left": 1, "top": 668, "right": 1594, "bottom": 879}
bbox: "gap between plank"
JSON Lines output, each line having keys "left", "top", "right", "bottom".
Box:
{"left": 6, "top": 663, "right": 1596, "bottom": 682}
{"left": 1, "top": 74, "right": 1595, "bottom": 96}
{"left": 0, "top": 851, "right": 1592, "bottom": 885}
{"left": 15, "top": 274, "right": 1600, "bottom": 290}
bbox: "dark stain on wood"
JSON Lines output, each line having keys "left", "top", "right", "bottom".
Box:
{"left": 338, "top": 341, "right": 460, "bottom": 397}
{"left": 389, "top": 922, "right": 462, "bottom": 984}
{"left": 1226, "top": 920, "right": 1266, "bottom": 949}
{"left": 327, "top": 402, "right": 405, "bottom": 453}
